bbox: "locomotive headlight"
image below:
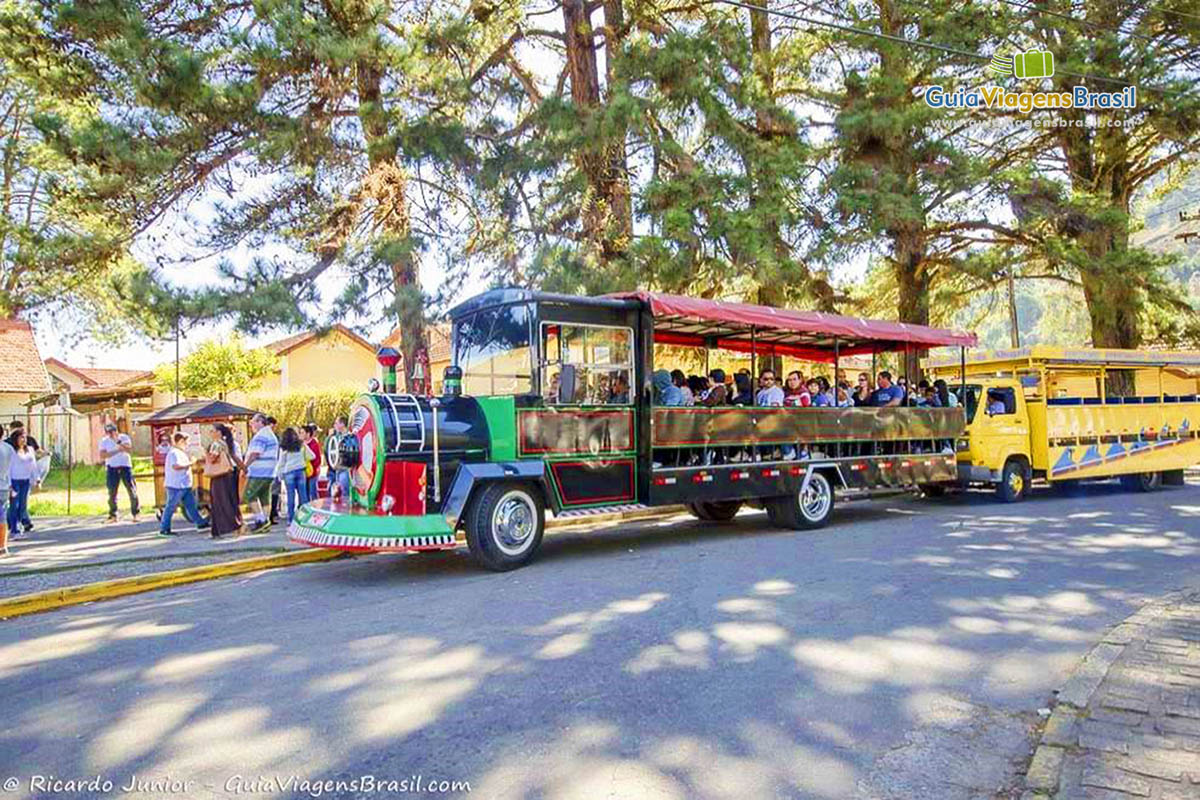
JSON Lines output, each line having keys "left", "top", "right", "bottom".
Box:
{"left": 380, "top": 494, "right": 396, "bottom": 513}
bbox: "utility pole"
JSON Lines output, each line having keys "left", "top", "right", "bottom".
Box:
{"left": 174, "top": 313, "right": 181, "bottom": 405}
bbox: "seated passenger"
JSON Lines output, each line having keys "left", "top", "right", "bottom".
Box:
{"left": 687, "top": 375, "right": 708, "bottom": 402}
{"left": 756, "top": 369, "right": 784, "bottom": 406}
{"left": 731, "top": 372, "right": 754, "bottom": 406}
{"left": 912, "top": 379, "right": 934, "bottom": 406}
{"left": 702, "top": 369, "right": 728, "bottom": 405}
{"left": 783, "top": 371, "right": 810, "bottom": 407}
{"left": 933, "top": 379, "right": 959, "bottom": 408}
{"left": 545, "top": 372, "right": 561, "bottom": 404}
{"left": 870, "top": 371, "right": 905, "bottom": 407}
{"left": 653, "top": 369, "right": 685, "bottom": 406}
{"left": 609, "top": 374, "right": 630, "bottom": 404}
{"left": 671, "top": 369, "right": 694, "bottom": 406}
{"left": 835, "top": 382, "right": 854, "bottom": 407}
{"left": 806, "top": 378, "right": 831, "bottom": 407}
{"left": 853, "top": 373, "right": 873, "bottom": 406}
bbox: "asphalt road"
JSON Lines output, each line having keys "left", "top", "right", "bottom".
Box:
{"left": 3, "top": 482, "right": 1200, "bottom": 800}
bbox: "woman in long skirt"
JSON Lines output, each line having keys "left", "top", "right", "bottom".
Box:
{"left": 207, "top": 423, "right": 243, "bottom": 538}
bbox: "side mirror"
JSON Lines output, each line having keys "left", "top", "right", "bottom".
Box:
{"left": 559, "top": 364, "right": 577, "bottom": 405}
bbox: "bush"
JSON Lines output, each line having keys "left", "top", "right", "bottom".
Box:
{"left": 243, "top": 384, "right": 363, "bottom": 431}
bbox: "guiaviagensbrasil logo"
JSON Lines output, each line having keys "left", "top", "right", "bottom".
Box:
{"left": 924, "top": 47, "right": 1136, "bottom": 114}
{"left": 989, "top": 49, "right": 1055, "bottom": 79}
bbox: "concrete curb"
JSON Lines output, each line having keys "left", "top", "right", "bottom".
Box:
{"left": 0, "top": 549, "right": 344, "bottom": 620}
{"left": 0, "top": 547, "right": 290, "bottom": 579}
{"left": 1019, "top": 592, "right": 1185, "bottom": 799}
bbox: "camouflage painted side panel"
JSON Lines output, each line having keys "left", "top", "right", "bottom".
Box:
{"left": 652, "top": 407, "right": 964, "bottom": 447}
{"left": 518, "top": 408, "right": 635, "bottom": 456}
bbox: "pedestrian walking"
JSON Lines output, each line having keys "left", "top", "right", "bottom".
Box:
{"left": 9, "top": 420, "right": 43, "bottom": 532}
{"left": 100, "top": 422, "right": 140, "bottom": 523}
{"left": 242, "top": 413, "right": 277, "bottom": 532}
{"left": 159, "top": 433, "right": 210, "bottom": 537}
{"left": 0, "top": 424, "right": 11, "bottom": 556}
{"left": 276, "top": 427, "right": 311, "bottom": 522}
{"left": 302, "top": 423, "right": 322, "bottom": 501}
{"left": 7, "top": 429, "right": 35, "bottom": 537}
{"left": 205, "top": 423, "right": 242, "bottom": 538}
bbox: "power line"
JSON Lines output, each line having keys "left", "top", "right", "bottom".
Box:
{"left": 710, "top": 0, "right": 1194, "bottom": 99}
{"left": 992, "top": 0, "right": 1158, "bottom": 45}
{"left": 1148, "top": 3, "right": 1200, "bottom": 23}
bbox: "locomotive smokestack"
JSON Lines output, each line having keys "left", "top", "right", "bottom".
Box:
{"left": 377, "top": 347, "right": 402, "bottom": 393}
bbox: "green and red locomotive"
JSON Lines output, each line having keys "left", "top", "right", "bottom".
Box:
{"left": 288, "top": 288, "right": 974, "bottom": 570}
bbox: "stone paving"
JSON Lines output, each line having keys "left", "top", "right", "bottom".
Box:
{"left": 1025, "top": 589, "right": 1200, "bottom": 799}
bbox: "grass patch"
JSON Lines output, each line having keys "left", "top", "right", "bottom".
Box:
{"left": 41, "top": 458, "right": 154, "bottom": 491}
{"left": 27, "top": 478, "right": 156, "bottom": 517}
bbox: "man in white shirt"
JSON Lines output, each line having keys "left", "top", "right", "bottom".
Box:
{"left": 159, "top": 432, "right": 209, "bottom": 537}
{"left": 0, "top": 424, "right": 11, "bottom": 556}
{"left": 100, "top": 422, "right": 140, "bottom": 523}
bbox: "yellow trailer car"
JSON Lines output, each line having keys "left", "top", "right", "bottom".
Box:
{"left": 925, "top": 346, "right": 1200, "bottom": 501}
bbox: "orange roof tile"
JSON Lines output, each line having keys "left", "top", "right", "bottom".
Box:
{"left": 264, "top": 324, "right": 377, "bottom": 357}
{"left": 75, "top": 367, "right": 154, "bottom": 387}
{"left": 0, "top": 320, "right": 51, "bottom": 393}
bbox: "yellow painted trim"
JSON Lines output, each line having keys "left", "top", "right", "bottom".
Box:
{"left": 0, "top": 549, "right": 343, "bottom": 620}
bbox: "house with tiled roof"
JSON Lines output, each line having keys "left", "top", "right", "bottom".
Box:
{"left": 0, "top": 320, "right": 52, "bottom": 418}
{"left": 253, "top": 323, "right": 382, "bottom": 394}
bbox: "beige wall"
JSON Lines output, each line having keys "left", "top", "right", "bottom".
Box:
{"left": 282, "top": 330, "right": 380, "bottom": 391}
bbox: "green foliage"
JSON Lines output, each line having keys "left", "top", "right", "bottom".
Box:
{"left": 155, "top": 335, "right": 278, "bottom": 399}
{"left": 242, "top": 384, "right": 361, "bottom": 431}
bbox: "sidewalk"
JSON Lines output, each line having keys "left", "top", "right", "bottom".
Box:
{"left": 1024, "top": 588, "right": 1200, "bottom": 799}
{"left": 0, "top": 505, "right": 688, "bottom": 602}
{"left": 0, "top": 515, "right": 303, "bottom": 598}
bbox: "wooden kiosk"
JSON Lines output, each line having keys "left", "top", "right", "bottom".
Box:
{"left": 138, "top": 400, "right": 257, "bottom": 518}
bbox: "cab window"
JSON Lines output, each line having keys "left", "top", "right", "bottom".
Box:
{"left": 542, "top": 323, "right": 633, "bottom": 405}
{"left": 985, "top": 387, "right": 1017, "bottom": 416}
{"left": 454, "top": 304, "right": 534, "bottom": 396}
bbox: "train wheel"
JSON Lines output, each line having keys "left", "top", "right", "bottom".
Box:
{"left": 996, "top": 458, "right": 1030, "bottom": 503}
{"left": 465, "top": 482, "right": 545, "bottom": 571}
{"left": 687, "top": 501, "right": 743, "bottom": 522}
{"left": 918, "top": 484, "right": 947, "bottom": 498}
{"left": 1121, "top": 471, "right": 1162, "bottom": 493}
{"left": 765, "top": 472, "right": 835, "bottom": 530}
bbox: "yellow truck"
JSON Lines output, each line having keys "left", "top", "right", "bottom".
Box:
{"left": 925, "top": 346, "right": 1200, "bottom": 501}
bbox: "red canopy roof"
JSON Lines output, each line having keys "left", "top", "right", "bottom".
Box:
{"left": 607, "top": 291, "right": 976, "bottom": 361}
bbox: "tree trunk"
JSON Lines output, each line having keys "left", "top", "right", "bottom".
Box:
{"left": 564, "top": 0, "right": 630, "bottom": 262}
{"left": 894, "top": 228, "right": 929, "bottom": 381}
{"left": 356, "top": 57, "right": 422, "bottom": 390}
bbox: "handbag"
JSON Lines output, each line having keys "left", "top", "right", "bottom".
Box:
{"left": 204, "top": 445, "right": 233, "bottom": 478}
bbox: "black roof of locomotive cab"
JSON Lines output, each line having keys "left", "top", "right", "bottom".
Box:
{"left": 448, "top": 288, "right": 640, "bottom": 321}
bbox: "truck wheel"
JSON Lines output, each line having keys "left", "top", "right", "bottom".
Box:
{"left": 464, "top": 482, "right": 545, "bottom": 571}
{"left": 996, "top": 458, "right": 1030, "bottom": 503}
{"left": 1121, "top": 471, "right": 1162, "bottom": 493}
{"left": 765, "top": 472, "right": 835, "bottom": 530}
{"left": 687, "top": 500, "right": 742, "bottom": 522}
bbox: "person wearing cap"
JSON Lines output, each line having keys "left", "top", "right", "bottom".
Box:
{"left": 100, "top": 422, "right": 140, "bottom": 523}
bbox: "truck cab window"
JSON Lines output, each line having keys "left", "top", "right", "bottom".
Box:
{"left": 986, "top": 387, "right": 1016, "bottom": 416}
{"left": 542, "top": 323, "right": 633, "bottom": 405}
